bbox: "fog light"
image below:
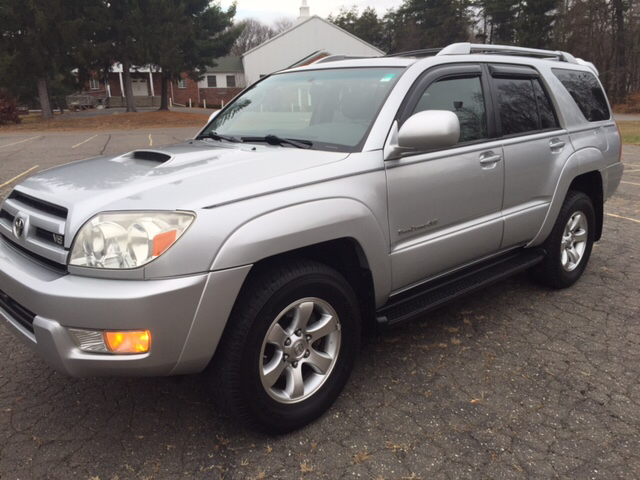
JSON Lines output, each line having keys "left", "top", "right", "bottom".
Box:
{"left": 105, "top": 330, "right": 151, "bottom": 354}
{"left": 69, "top": 328, "right": 109, "bottom": 353}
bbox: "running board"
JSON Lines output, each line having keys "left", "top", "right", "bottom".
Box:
{"left": 376, "top": 248, "right": 545, "bottom": 328}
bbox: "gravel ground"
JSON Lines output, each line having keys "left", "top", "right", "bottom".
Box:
{"left": 0, "top": 130, "right": 639, "bottom": 480}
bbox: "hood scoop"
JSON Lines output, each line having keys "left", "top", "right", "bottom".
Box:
{"left": 132, "top": 150, "right": 172, "bottom": 162}
{"left": 111, "top": 150, "right": 173, "bottom": 166}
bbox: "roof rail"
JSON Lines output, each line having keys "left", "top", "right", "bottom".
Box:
{"left": 437, "top": 43, "right": 578, "bottom": 64}
{"left": 386, "top": 48, "right": 443, "bottom": 58}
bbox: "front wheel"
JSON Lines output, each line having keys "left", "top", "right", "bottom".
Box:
{"left": 534, "top": 191, "right": 596, "bottom": 289}
{"left": 207, "top": 260, "right": 361, "bottom": 433}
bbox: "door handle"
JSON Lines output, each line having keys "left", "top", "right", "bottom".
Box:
{"left": 479, "top": 152, "right": 502, "bottom": 166}
{"left": 549, "top": 139, "right": 566, "bottom": 151}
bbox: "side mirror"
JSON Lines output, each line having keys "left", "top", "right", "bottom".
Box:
{"left": 397, "top": 110, "right": 460, "bottom": 151}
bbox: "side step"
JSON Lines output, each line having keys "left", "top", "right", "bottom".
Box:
{"left": 376, "top": 248, "right": 545, "bottom": 328}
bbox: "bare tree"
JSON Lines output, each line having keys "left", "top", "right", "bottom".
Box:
{"left": 232, "top": 18, "right": 275, "bottom": 56}
{"left": 272, "top": 17, "right": 295, "bottom": 34}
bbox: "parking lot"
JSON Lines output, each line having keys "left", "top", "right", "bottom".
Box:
{"left": 0, "top": 128, "right": 639, "bottom": 479}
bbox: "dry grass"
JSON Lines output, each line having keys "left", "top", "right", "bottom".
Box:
{"left": 618, "top": 121, "right": 640, "bottom": 145}
{"left": 0, "top": 110, "right": 208, "bottom": 132}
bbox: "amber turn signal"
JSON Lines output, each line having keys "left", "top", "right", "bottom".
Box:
{"left": 104, "top": 330, "right": 151, "bottom": 354}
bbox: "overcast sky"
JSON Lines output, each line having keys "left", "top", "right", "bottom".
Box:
{"left": 219, "top": 0, "right": 403, "bottom": 24}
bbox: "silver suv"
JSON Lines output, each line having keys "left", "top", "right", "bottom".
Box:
{"left": 0, "top": 43, "right": 624, "bottom": 433}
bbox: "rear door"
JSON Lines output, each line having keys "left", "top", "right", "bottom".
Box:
{"left": 487, "top": 64, "right": 574, "bottom": 248}
{"left": 386, "top": 64, "right": 505, "bottom": 291}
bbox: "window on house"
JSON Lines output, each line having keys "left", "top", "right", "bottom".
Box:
{"left": 177, "top": 78, "right": 187, "bottom": 89}
{"left": 226, "top": 75, "right": 236, "bottom": 88}
{"left": 207, "top": 75, "right": 217, "bottom": 88}
{"left": 89, "top": 78, "right": 100, "bottom": 90}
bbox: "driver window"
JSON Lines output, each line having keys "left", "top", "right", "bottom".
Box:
{"left": 412, "top": 76, "right": 488, "bottom": 143}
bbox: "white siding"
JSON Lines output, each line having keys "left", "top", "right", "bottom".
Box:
{"left": 197, "top": 73, "right": 246, "bottom": 89}
{"left": 242, "top": 16, "right": 383, "bottom": 86}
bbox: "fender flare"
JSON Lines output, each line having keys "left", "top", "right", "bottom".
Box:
{"left": 211, "top": 198, "right": 392, "bottom": 305}
{"left": 529, "top": 146, "right": 605, "bottom": 246}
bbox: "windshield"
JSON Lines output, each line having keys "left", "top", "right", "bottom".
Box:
{"left": 201, "top": 67, "right": 403, "bottom": 152}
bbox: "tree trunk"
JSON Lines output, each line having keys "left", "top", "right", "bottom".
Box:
{"left": 121, "top": 56, "right": 138, "bottom": 113}
{"left": 159, "top": 72, "right": 170, "bottom": 111}
{"left": 613, "top": 0, "right": 626, "bottom": 104}
{"left": 36, "top": 77, "right": 54, "bottom": 120}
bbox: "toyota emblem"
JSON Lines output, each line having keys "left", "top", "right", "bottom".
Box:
{"left": 13, "top": 217, "right": 25, "bottom": 239}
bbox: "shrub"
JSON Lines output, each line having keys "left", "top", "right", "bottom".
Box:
{"left": 614, "top": 92, "right": 640, "bottom": 114}
{"left": 0, "top": 90, "right": 21, "bottom": 125}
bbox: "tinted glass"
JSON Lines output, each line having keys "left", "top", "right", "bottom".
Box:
{"left": 413, "top": 76, "right": 487, "bottom": 143}
{"left": 553, "top": 69, "right": 610, "bottom": 121}
{"left": 533, "top": 79, "right": 559, "bottom": 129}
{"left": 206, "top": 68, "right": 402, "bottom": 151}
{"left": 495, "top": 77, "right": 539, "bottom": 135}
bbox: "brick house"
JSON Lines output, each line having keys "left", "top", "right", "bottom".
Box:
{"left": 79, "top": 3, "right": 383, "bottom": 110}
{"left": 83, "top": 57, "right": 245, "bottom": 108}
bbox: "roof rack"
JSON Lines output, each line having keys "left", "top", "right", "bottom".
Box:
{"left": 437, "top": 43, "right": 578, "bottom": 64}
{"left": 386, "top": 48, "right": 443, "bottom": 58}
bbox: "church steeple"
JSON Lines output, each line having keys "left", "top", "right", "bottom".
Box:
{"left": 297, "top": 0, "right": 310, "bottom": 22}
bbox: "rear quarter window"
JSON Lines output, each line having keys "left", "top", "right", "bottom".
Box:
{"left": 553, "top": 69, "right": 610, "bottom": 122}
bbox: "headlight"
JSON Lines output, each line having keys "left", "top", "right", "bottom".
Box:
{"left": 69, "top": 211, "right": 195, "bottom": 269}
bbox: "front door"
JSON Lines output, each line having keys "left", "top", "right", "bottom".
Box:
{"left": 386, "top": 65, "right": 505, "bottom": 291}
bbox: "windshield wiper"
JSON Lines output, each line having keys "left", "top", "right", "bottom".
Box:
{"left": 196, "top": 132, "right": 240, "bottom": 143}
{"left": 241, "top": 135, "right": 313, "bottom": 149}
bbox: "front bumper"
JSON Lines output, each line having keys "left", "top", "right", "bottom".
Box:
{"left": 0, "top": 237, "right": 250, "bottom": 377}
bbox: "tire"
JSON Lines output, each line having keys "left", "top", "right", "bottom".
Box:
{"left": 534, "top": 191, "right": 595, "bottom": 289}
{"left": 207, "top": 259, "right": 361, "bottom": 434}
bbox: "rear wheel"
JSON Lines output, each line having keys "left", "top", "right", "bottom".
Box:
{"left": 207, "top": 259, "right": 360, "bottom": 433}
{"left": 535, "top": 191, "right": 595, "bottom": 288}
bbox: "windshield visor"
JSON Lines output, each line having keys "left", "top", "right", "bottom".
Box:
{"left": 202, "top": 67, "right": 403, "bottom": 152}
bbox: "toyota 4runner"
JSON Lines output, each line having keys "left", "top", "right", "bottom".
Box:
{"left": 0, "top": 43, "right": 624, "bottom": 433}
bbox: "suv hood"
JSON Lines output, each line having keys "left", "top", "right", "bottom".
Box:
{"left": 13, "top": 141, "right": 349, "bottom": 233}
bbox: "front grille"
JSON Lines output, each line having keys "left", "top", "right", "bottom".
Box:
{"left": 8, "top": 191, "right": 68, "bottom": 219}
{"left": 35, "top": 227, "right": 64, "bottom": 246}
{"left": 0, "top": 235, "right": 67, "bottom": 274}
{"left": 0, "top": 289, "right": 36, "bottom": 334}
{"left": 0, "top": 210, "right": 14, "bottom": 223}
{"left": 0, "top": 189, "right": 68, "bottom": 267}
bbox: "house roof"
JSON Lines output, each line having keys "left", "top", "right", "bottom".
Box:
{"left": 242, "top": 15, "right": 385, "bottom": 57}
{"left": 205, "top": 56, "right": 243, "bottom": 73}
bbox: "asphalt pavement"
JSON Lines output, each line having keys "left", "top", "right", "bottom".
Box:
{"left": 0, "top": 129, "right": 639, "bottom": 479}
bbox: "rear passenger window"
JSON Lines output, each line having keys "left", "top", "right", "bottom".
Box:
{"left": 533, "top": 79, "right": 559, "bottom": 129}
{"left": 553, "top": 69, "right": 610, "bottom": 122}
{"left": 412, "top": 76, "right": 487, "bottom": 143}
{"left": 495, "top": 78, "right": 539, "bottom": 135}
{"left": 495, "top": 77, "right": 560, "bottom": 136}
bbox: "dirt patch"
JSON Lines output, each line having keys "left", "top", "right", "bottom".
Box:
{"left": 0, "top": 110, "right": 209, "bottom": 132}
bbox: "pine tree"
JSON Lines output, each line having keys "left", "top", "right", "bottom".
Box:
{"left": 0, "top": 0, "right": 86, "bottom": 118}
{"left": 142, "top": 0, "right": 239, "bottom": 110}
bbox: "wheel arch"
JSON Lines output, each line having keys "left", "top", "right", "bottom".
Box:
{"left": 529, "top": 147, "right": 605, "bottom": 246}
{"left": 567, "top": 171, "right": 604, "bottom": 241}
{"left": 211, "top": 198, "right": 392, "bottom": 309}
